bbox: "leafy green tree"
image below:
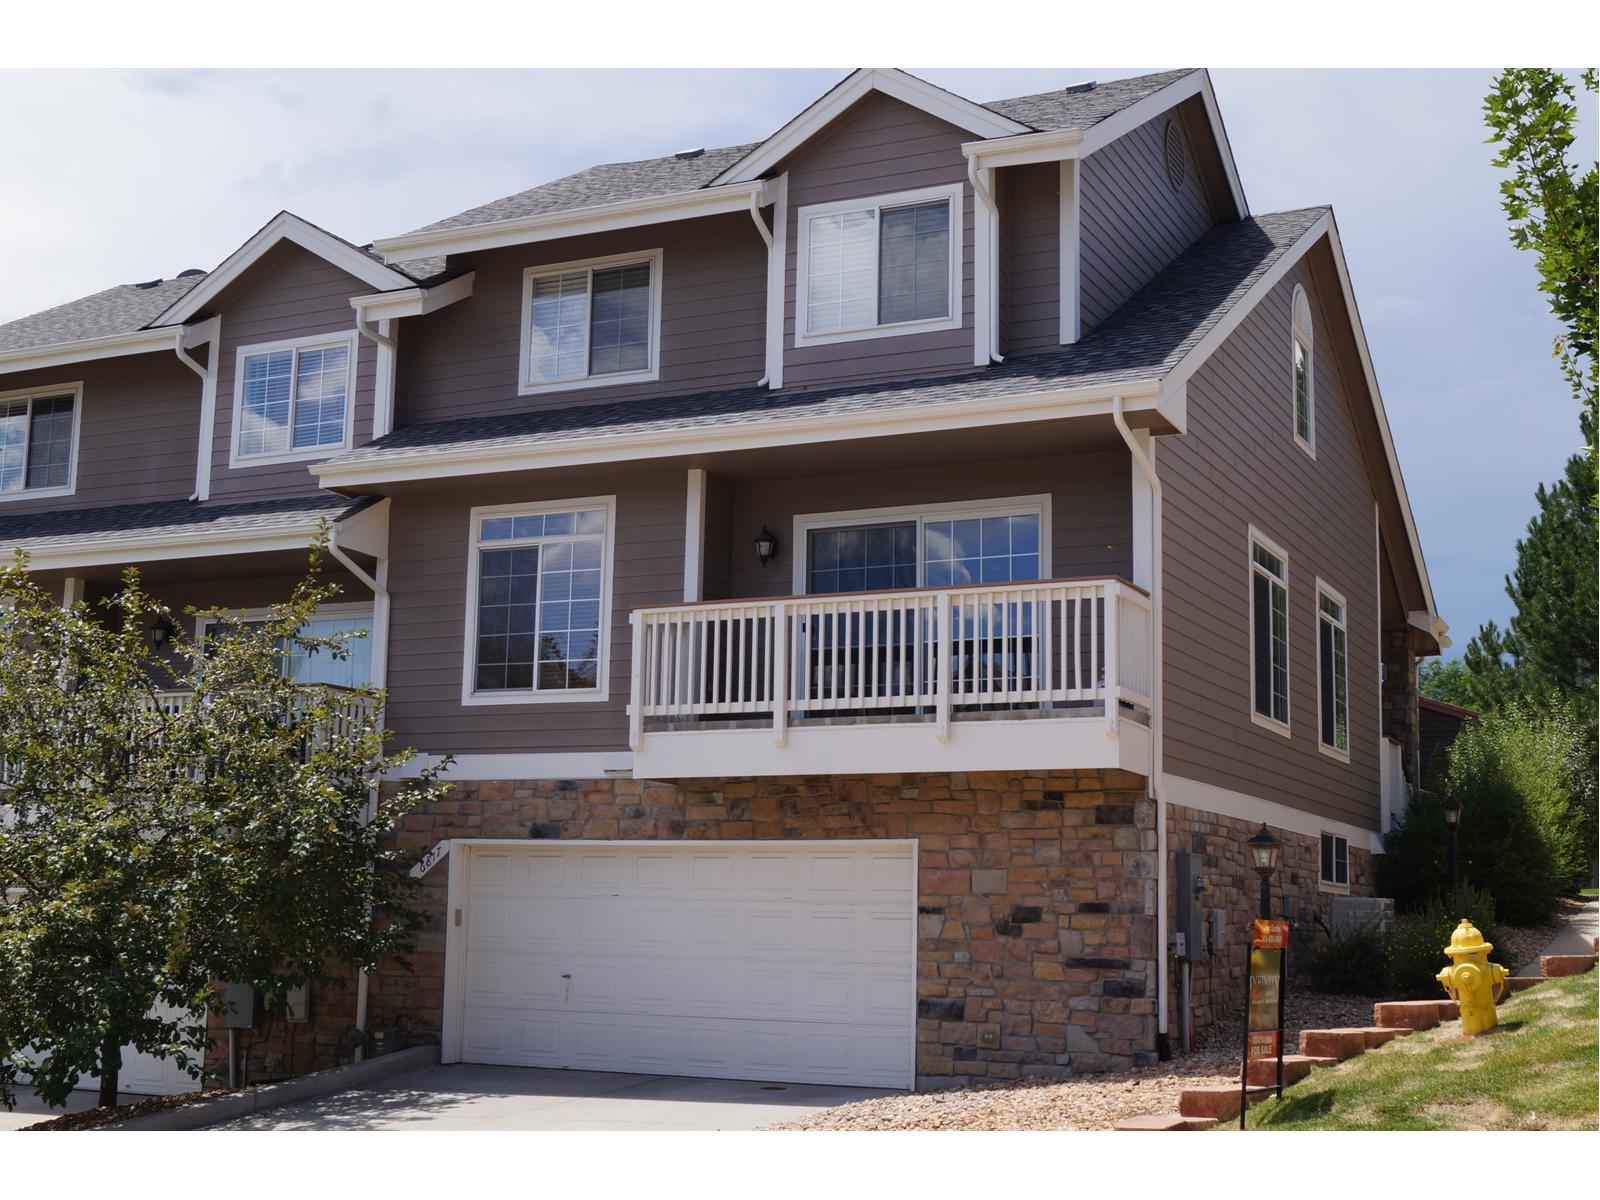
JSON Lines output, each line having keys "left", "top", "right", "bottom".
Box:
{"left": 0, "top": 536, "right": 447, "bottom": 1110}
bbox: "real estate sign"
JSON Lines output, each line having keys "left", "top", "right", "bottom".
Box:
{"left": 1239, "top": 917, "right": 1289, "bottom": 1128}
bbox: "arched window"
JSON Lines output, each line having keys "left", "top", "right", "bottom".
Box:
{"left": 1291, "top": 284, "right": 1314, "bottom": 453}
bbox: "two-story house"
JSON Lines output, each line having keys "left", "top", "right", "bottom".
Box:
{"left": 0, "top": 68, "right": 1447, "bottom": 1094}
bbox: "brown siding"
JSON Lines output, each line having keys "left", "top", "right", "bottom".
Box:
{"left": 1160, "top": 242, "right": 1383, "bottom": 831}
{"left": 1079, "top": 109, "right": 1214, "bottom": 333}
{"left": 208, "top": 242, "right": 377, "bottom": 502}
{"left": 0, "top": 352, "right": 199, "bottom": 516}
{"left": 718, "top": 450, "right": 1132, "bottom": 600}
{"left": 999, "top": 161, "right": 1061, "bottom": 356}
{"left": 781, "top": 92, "right": 977, "bottom": 388}
{"left": 383, "top": 470, "right": 686, "bottom": 756}
{"left": 399, "top": 213, "right": 767, "bottom": 425}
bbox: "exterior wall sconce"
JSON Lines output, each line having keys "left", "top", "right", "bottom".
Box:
{"left": 150, "top": 616, "right": 175, "bottom": 649}
{"left": 754, "top": 527, "right": 778, "bottom": 568}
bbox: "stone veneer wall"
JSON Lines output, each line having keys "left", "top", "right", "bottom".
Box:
{"left": 1164, "top": 803, "right": 1376, "bottom": 1043}
{"left": 215, "top": 769, "right": 1161, "bottom": 1088}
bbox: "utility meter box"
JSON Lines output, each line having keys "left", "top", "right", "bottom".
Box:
{"left": 1173, "top": 853, "right": 1207, "bottom": 960}
{"left": 284, "top": 982, "right": 311, "bottom": 1023}
{"left": 222, "top": 981, "right": 257, "bottom": 1029}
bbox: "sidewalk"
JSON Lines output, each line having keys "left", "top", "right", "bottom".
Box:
{"left": 1518, "top": 898, "right": 1599, "bottom": 975}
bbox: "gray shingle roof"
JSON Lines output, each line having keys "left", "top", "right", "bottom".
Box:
{"left": 0, "top": 276, "right": 203, "bottom": 354}
{"left": 326, "top": 207, "right": 1324, "bottom": 472}
{"left": 0, "top": 494, "right": 358, "bottom": 553}
{"left": 981, "top": 69, "right": 1197, "bottom": 131}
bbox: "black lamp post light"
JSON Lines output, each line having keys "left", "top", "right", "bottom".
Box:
{"left": 1247, "top": 823, "right": 1281, "bottom": 920}
{"left": 1441, "top": 793, "right": 1462, "bottom": 892}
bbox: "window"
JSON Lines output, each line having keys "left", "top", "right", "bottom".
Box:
{"left": 1291, "top": 284, "right": 1314, "bottom": 454}
{"left": 0, "top": 384, "right": 80, "bottom": 500}
{"left": 1249, "top": 529, "right": 1289, "bottom": 731}
{"left": 1320, "top": 832, "right": 1349, "bottom": 888}
{"left": 795, "top": 184, "right": 963, "bottom": 347}
{"left": 463, "top": 499, "right": 614, "bottom": 704}
{"left": 1318, "top": 582, "right": 1350, "bottom": 758}
{"left": 231, "top": 334, "right": 356, "bottom": 465}
{"left": 199, "top": 606, "right": 374, "bottom": 689}
{"left": 797, "top": 498, "right": 1049, "bottom": 595}
{"left": 518, "top": 250, "right": 663, "bottom": 394}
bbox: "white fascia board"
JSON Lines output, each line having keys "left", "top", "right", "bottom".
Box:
{"left": 0, "top": 327, "right": 179, "bottom": 375}
{"left": 349, "top": 272, "right": 476, "bottom": 321}
{"left": 156, "top": 212, "right": 415, "bottom": 325}
{"left": 312, "top": 378, "right": 1164, "bottom": 489}
{"left": 962, "top": 126, "right": 1085, "bottom": 170}
{"left": 371, "top": 184, "right": 767, "bottom": 262}
{"left": 9, "top": 525, "right": 324, "bottom": 572}
{"left": 712, "top": 68, "right": 1030, "bottom": 187}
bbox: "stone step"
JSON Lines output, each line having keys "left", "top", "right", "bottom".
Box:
{"left": 1541, "top": 953, "right": 1598, "bottom": 978}
{"left": 1438, "top": 999, "right": 1461, "bottom": 1020}
{"left": 1241, "top": 1053, "right": 1323, "bottom": 1087}
{"left": 1178, "top": 1084, "right": 1273, "bottom": 1120}
{"left": 1504, "top": 976, "right": 1544, "bottom": 993}
{"left": 1359, "top": 1025, "right": 1408, "bottom": 1048}
{"left": 1373, "top": 1000, "right": 1445, "bottom": 1030}
{"left": 1298, "top": 1028, "right": 1369, "bottom": 1060}
{"left": 1113, "top": 1112, "right": 1219, "bottom": 1131}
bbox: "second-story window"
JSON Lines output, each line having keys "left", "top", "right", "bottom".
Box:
{"left": 231, "top": 333, "right": 356, "bottom": 465}
{"left": 1249, "top": 528, "right": 1290, "bottom": 732}
{"left": 1318, "top": 582, "right": 1349, "bottom": 758}
{"left": 0, "top": 384, "right": 79, "bottom": 500}
{"left": 795, "top": 183, "right": 964, "bottom": 347}
{"left": 1291, "top": 283, "right": 1314, "bottom": 455}
{"left": 519, "top": 250, "right": 663, "bottom": 395}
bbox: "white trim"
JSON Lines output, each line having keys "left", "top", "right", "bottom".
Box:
{"left": 1129, "top": 429, "right": 1154, "bottom": 590}
{"left": 712, "top": 68, "right": 1028, "bottom": 188}
{"left": 190, "top": 316, "right": 221, "bottom": 501}
{"left": 516, "top": 248, "right": 664, "bottom": 397}
{"left": 683, "top": 468, "right": 706, "bottom": 603}
{"left": 1162, "top": 773, "right": 1384, "bottom": 854}
{"left": 971, "top": 164, "right": 995, "bottom": 366}
{"left": 0, "top": 327, "right": 180, "bottom": 376}
{"left": 312, "top": 377, "right": 1166, "bottom": 488}
{"left": 1291, "top": 283, "right": 1315, "bottom": 458}
{"left": 0, "top": 380, "right": 84, "bottom": 504}
{"left": 1315, "top": 576, "right": 1351, "bottom": 763}
{"left": 1318, "top": 830, "right": 1351, "bottom": 889}
{"left": 156, "top": 212, "right": 415, "bottom": 326}
{"left": 372, "top": 318, "right": 396, "bottom": 439}
{"left": 460, "top": 495, "right": 617, "bottom": 707}
{"left": 348, "top": 271, "right": 475, "bottom": 321}
{"left": 3, "top": 521, "right": 329, "bottom": 572}
{"left": 790, "top": 493, "right": 1053, "bottom": 594}
{"left": 227, "top": 330, "right": 359, "bottom": 468}
{"left": 1247, "top": 524, "right": 1291, "bottom": 736}
{"left": 60, "top": 576, "right": 83, "bottom": 607}
{"left": 763, "top": 173, "right": 788, "bottom": 389}
{"left": 373, "top": 183, "right": 767, "bottom": 262}
{"left": 792, "top": 183, "right": 964, "bottom": 349}
{"left": 385, "top": 751, "right": 633, "bottom": 781}
{"left": 1059, "top": 159, "right": 1081, "bottom": 344}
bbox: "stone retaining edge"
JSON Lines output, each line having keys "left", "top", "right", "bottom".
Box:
{"left": 104, "top": 1044, "right": 441, "bottom": 1131}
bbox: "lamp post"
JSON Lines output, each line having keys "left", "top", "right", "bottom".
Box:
{"left": 1441, "top": 794, "right": 1462, "bottom": 892}
{"left": 1247, "top": 823, "right": 1281, "bottom": 920}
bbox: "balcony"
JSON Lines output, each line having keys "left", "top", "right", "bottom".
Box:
{"left": 628, "top": 577, "right": 1152, "bottom": 779}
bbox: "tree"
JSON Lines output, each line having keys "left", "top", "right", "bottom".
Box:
{"left": 1484, "top": 68, "right": 1598, "bottom": 468}
{"left": 0, "top": 534, "right": 447, "bottom": 1110}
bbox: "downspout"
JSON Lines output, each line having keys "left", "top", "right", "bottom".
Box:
{"left": 1112, "top": 394, "right": 1168, "bottom": 1055}
{"left": 353, "top": 306, "right": 396, "bottom": 353}
{"left": 327, "top": 523, "right": 390, "bottom": 1061}
{"left": 748, "top": 193, "right": 775, "bottom": 388}
{"left": 172, "top": 333, "right": 208, "bottom": 501}
{"left": 966, "top": 158, "right": 1004, "bottom": 365}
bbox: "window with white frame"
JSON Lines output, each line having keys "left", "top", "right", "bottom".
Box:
{"left": 799, "top": 498, "right": 1047, "bottom": 595}
{"left": 232, "top": 334, "right": 355, "bottom": 464}
{"left": 519, "top": 250, "right": 662, "bottom": 394}
{"left": 1250, "top": 530, "right": 1290, "bottom": 729}
{"left": 0, "top": 384, "right": 79, "bottom": 499}
{"left": 199, "top": 605, "right": 374, "bottom": 688}
{"left": 1318, "top": 583, "right": 1349, "bottom": 756}
{"left": 1291, "top": 284, "right": 1314, "bottom": 453}
{"left": 464, "top": 500, "right": 613, "bottom": 701}
{"left": 795, "top": 184, "right": 962, "bottom": 346}
{"left": 1320, "top": 832, "right": 1349, "bottom": 887}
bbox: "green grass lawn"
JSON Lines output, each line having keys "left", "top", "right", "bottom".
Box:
{"left": 1238, "top": 971, "right": 1598, "bottom": 1130}
{"left": 1580, "top": 887, "right": 1598, "bottom": 898}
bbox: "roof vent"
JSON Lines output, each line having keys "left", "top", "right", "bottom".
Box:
{"left": 674, "top": 147, "right": 706, "bottom": 160}
{"left": 133, "top": 278, "right": 163, "bottom": 289}
{"left": 1063, "top": 81, "right": 1095, "bottom": 93}
{"left": 177, "top": 268, "right": 205, "bottom": 278}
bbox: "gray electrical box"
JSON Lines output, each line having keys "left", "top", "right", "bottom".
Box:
{"left": 1207, "top": 906, "right": 1228, "bottom": 953}
{"left": 1173, "top": 853, "right": 1206, "bottom": 960}
{"left": 222, "top": 981, "right": 257, "bottom": 1029}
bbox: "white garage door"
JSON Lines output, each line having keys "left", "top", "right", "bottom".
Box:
{"left": 457, "top": 841, "right": 915, "bottom": 1089}
{"left": 70, "top": 1003, "right": 201, "bottom": 1097}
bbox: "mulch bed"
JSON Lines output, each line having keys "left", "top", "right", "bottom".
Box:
{"left": 20, "top": 1089, "right": 217, "bottom": 1131}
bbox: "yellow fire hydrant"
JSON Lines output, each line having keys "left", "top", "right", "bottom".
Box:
{"left": 1436, "top": 918, "right": 1509, "bottom": 1035}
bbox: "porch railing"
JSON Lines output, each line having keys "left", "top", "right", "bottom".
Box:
{"left": 628, "top": 578, "right": 1151, "bottom": 747}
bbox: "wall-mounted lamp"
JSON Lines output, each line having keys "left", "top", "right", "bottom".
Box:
{"left": 754, "top": 526, "right": 779, "bottom": 568}
{"left": 150, "top": 616, "right": 176, "bottom": 649}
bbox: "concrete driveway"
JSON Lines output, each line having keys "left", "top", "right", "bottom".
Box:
{"left": 208, "top": 1063, "right": 896, "bottom": 1131}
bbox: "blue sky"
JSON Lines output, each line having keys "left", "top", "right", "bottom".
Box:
{"left": 0, "top": 68, "right": 1589, "bottom": 652}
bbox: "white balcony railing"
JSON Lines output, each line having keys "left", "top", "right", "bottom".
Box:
{"left": 628, "top": 578, "right": 1151, "bottom": 758}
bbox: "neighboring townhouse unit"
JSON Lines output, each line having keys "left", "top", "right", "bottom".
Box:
{"left": 0, "top": 68, "right": 1447, "bottom": 1093}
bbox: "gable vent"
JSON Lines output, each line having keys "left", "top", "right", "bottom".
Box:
{"left": 674, "top": 147, "right": 706, "bottom": 160}
{"left": 1162, "top": 119, "right": 1186, "bottom": 191}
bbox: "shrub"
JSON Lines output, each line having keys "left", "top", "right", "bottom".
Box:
{"left": 1379, "top": 789, "right": 1452, "bottom": 913}
{"left": 1386, "top": 885, "right": 1515, "bottom": 999}
{"left": 1304, "top": 923, "right": 1391, "bottom": 996}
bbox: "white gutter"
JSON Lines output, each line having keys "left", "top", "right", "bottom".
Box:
{"left": 353, "top": 308, "right": 396, "bottom": 353}
{"left": 748, "top": 193, "right": 775, "bottom": 388}
{"left": 966, "top": 158, "right": 1003, "bottom": 365}
{"left": 1112, "top": 393, "right": 1167, "bottom": 1049}
{"left": 171, "top": 331, "right": 210, "bottom": 501}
